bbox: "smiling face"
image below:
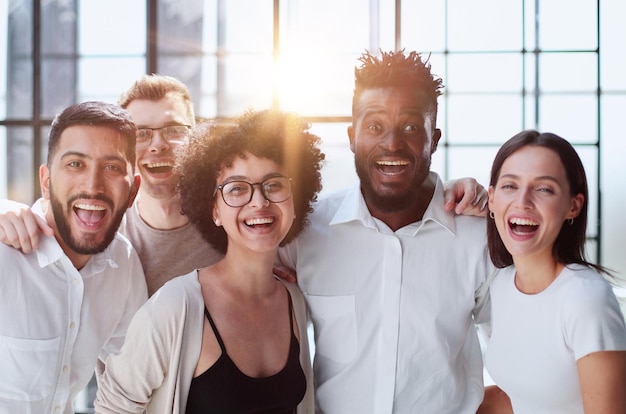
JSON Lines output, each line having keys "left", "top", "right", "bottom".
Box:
{"left": 41, "top": 125, "right": 137, "bottom": 264}
{"left": 348, "top": 86, "right": 441, "bottom": 214}
{"left": 488, "top": 145, "right": 583, "bottom": 263}
{"left": 212, "top": 154, "right": 295, "bottom": 255}
{"left": 126, "top": 95, "right": 192, "bottom": 199}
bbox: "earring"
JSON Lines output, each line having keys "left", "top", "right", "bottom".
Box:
{"left": 568, "top": 218, "right": 574, "bottom": 225}
{"left": 489, "top": 211, "right": 495, "bottom": 219}
{"left": 214, "top": 218, "right": 221, "bottom": 226}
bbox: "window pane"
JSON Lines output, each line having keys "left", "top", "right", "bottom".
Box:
{"left": 446, "top": 95, "right": 524, "bottom": 144}
{"left": 78, "top": 57, "right": 146, "bottom": 102}
{"left": 447, "top": 54, "right": 523, "bottom": 92}
{"left": 79, "top": 0, "right": 145, "bottom": 55}
{"left": 575, "top": 145, "right": 598, "bottom": 238}
{"left": 539, "top": 0, "right": 597, "bottom": 50}
{"left": 221, "top": 54, "right": 274, "bottom": 116}
{"left": 448, "top": 0, "right": 523, "bottom": 51}
{"left": 447, "top": 147, "right": 499, "bottom": 188}
{"left": 539, "top": 53, "right": 598, "bottom": 92}
{"left": 538, "top": 95, "right": 597, "bottom": 143}
{"left": 309, "top": 122, "right": 356, "bottom": 195}
{"left": 7, "top": 127, "right": 35, "bottom": 204}
{"left": 6, "top": 0, "right": 33, "bottom": 119}
{"left": 224, "top": 0, "right": 273, "bottom": 52}
{"left": 402, "top": 0, "right": 446, "bottom": 52}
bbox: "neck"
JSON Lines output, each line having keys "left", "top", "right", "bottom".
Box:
{"left": 213, "top": 247, "right": 279, "bottom": 298}
{"left": 513, "top": 254, "right": 565, "bottom": 294}
{"left": 365, "top": 177, "right": 435, "bottom": 232}
{"left": 135, "top": 191, "right": 189, "bottom": 230}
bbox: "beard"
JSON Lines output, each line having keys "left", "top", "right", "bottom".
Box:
{"left": 354, "top": 154, "right": 432, "bottom": 214}
{"left": 50, "top": 185, "right": 127, "bottom": 255}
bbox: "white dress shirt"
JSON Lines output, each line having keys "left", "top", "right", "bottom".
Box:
{"left": 0, "top": 199, "right": 148, "bottom": 414}
{"left": 279, "top": 173, "right": 493, "bottom": 414}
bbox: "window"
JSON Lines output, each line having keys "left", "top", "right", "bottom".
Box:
{"left": 1, "top": 0, "right": 625, "bottom": 276}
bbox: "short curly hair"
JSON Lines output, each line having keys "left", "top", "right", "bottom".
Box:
{"left": 352, "top": 49, "right": 444, "bottom": 120}
{"left": 176, "top": 109, "right": 325, "bottom": 254}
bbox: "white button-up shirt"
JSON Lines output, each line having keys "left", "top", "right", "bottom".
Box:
{"left": 0, "top": 199, "right": 147, "bottom": 414}
{"left": 279, "top": 173, "right": 493, "bottom": 414}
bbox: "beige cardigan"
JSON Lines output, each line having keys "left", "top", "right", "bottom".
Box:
{"left": 94, "top": 271, "right": 314, "bottom": 413}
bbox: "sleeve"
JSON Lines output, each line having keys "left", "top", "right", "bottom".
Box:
{"left": 94, "top": 302, "right": 169, "bottom": 414}
{"left": 97, "top": 247, "right": 148, "bottom": 369}
{"left": 277, "top": 237, "right": 298, "bottom": 270}
{"left": 563, "top": 276, "right": 626, "bottom": 360}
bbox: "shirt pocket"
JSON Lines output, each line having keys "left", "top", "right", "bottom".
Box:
{"left": 305, "top": 294, "right": 357, "bottom": 364}
{"left": 0, "top": 335, "right": 61, "bottom": 401}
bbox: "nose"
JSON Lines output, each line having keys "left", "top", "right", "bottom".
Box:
{"left": 515, "top": 187, "right": 533, "bottom": 209}
{"left": 379, "top": 128, "right": 405, "bottom": 152}
{"left": 248, "top": 183, "right": 270, "bottom": 207}
{"left": 85, "top": 166, "right": 105, "bottom": 193}
{"left": 148, "top": 130, "right": 171, "bottom": 152}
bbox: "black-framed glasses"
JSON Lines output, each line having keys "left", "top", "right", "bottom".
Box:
{"left": 215, "top": 176, "right": 293, "bottom": 207}
{"left": 136, "top": 125, "right": 191, "bottom": 147}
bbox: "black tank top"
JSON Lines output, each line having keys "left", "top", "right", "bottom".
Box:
{"left": 185, "top": 292, "right": 306, "bottom": 414}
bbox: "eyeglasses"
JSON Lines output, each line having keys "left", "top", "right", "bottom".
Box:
{"left": 215, "top": 176, "right": 293, "bottom": 207}
{"left": 136, "top": 125, "right": 191, "bottom": 147}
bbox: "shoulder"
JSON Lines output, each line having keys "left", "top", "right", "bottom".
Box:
{"left": 146, "top": 271, "right": 203, "bottom": 313}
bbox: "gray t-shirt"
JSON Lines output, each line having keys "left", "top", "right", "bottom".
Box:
{"left": 120, "top": 203, "right": 222, "bottom": 296}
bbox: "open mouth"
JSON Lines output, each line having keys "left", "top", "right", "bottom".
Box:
{"left": 245, "top": 217, "right": 274, "bottom": 228}
{"left": 509, "top": 217, "right": 539, "bottom": 236}
{"left": 74, "top": 203, "right": 106, "bottom": 226}
{"left": 145, "top": 161, "right": 173, "bottom": 174}
{"left": 376, "top": 160, "right": 409, "bottom": 176}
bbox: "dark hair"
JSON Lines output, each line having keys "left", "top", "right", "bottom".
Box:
{"left": 118, "top": 73, "right": 195, "bottom": 123}
{"left": 352, "top": 49, "right": 444, "bottom": 120}
{"left": 176, "top": 109, "right": 325, "bottom": 254}
{"left": 48, "top": 101, "right": 136, "bottom": 168}
{"left": 487, "top": 130, "right": 609, "bottom": 274}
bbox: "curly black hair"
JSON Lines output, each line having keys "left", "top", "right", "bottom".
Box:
{"left": 176, "top": 109, "right": 325, "bottom": 254}
{"left": 352, "top": 49, "right": 444, "bottom": 120}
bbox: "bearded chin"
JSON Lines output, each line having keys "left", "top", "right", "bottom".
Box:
{"left": 49, "top": 187, "right": 125, "bottom": 255}
{"left": 354, "top": 157, "right": 431, "bottom": 214}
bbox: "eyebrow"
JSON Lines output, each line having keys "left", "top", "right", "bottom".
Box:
{"left": 59, "top": 151, "right": 127, "bottom": 164}
{"left": 499, "top": 173, "right": 562, "bottom": 185}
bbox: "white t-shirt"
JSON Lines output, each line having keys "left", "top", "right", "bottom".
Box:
{"left": 485, "top": 264, "right": 626, "bottom": 414}
{"left": 279, "top": 173, "right": 493, "bottom": 414}
{"left": 0, "top": 199, "right": 148, "bottom": 414}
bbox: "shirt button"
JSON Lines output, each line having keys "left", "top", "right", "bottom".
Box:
{"left": 72, "top": 278, "right": 80, "bottom": 285}
{"left": 69, "top": 322, "right": 76, "bottom": 329}
{"left": 62, "top": 365, "right": 68, "bottom": 373}
{"left": 54, "top": 406, "right": 61, "bottom": 412}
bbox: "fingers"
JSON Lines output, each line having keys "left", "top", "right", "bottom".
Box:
{"left": 0, "top": 209, "right": 48, "bottom": 253}
{"left": 272, "top": 264, "right": 298, "bottom": 283}
{"left": 443, "top": 177, "right": 488, "bottom": 217}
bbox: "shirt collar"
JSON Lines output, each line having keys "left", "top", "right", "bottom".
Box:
{"left": 32, "top": 198, "right": 120, "bottom": 276}
{"left": 328, "top": 172, "right": 457, "bottom": 236}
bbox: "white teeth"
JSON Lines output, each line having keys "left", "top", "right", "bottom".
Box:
{"left": 75, "top": 203, "right": 106, "bottom": 211}
{"left": 509, "top": 217, "right": 538, "bottom": 226}
{"left": 146, "top": 161, "right": 173, "bottom": 168}
{"left": 376, "top": 160, "right": 409, "bottom": 166}
{"left": 245, "top": 217, "right": 274, "bottom": 226}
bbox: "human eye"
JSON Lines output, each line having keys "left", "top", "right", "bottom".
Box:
{"left": 499, "top": 181, "right": 516, "bottom": 190}
{"left": 224, "top": 181, "right": 249, "bottom": 196}
{"left": 402, "top": 123, "right": 419, "bottom": 132}
{"left": 67, "top": 160, "right": 83, "bottom": 168}
{"left": 165, "top": 126, "right": 189, "bottom": 140}
{"left": 104, "top": 163, "right": 124, "bottom": 173}
{"left": 263, "top": 178, "right": 285, "bottom": 194}
{"left": 136, "top": 129, "right": 151, "bottom": 141}
{"left": 537, "top": 186, "right": 555, "bottom": 194}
